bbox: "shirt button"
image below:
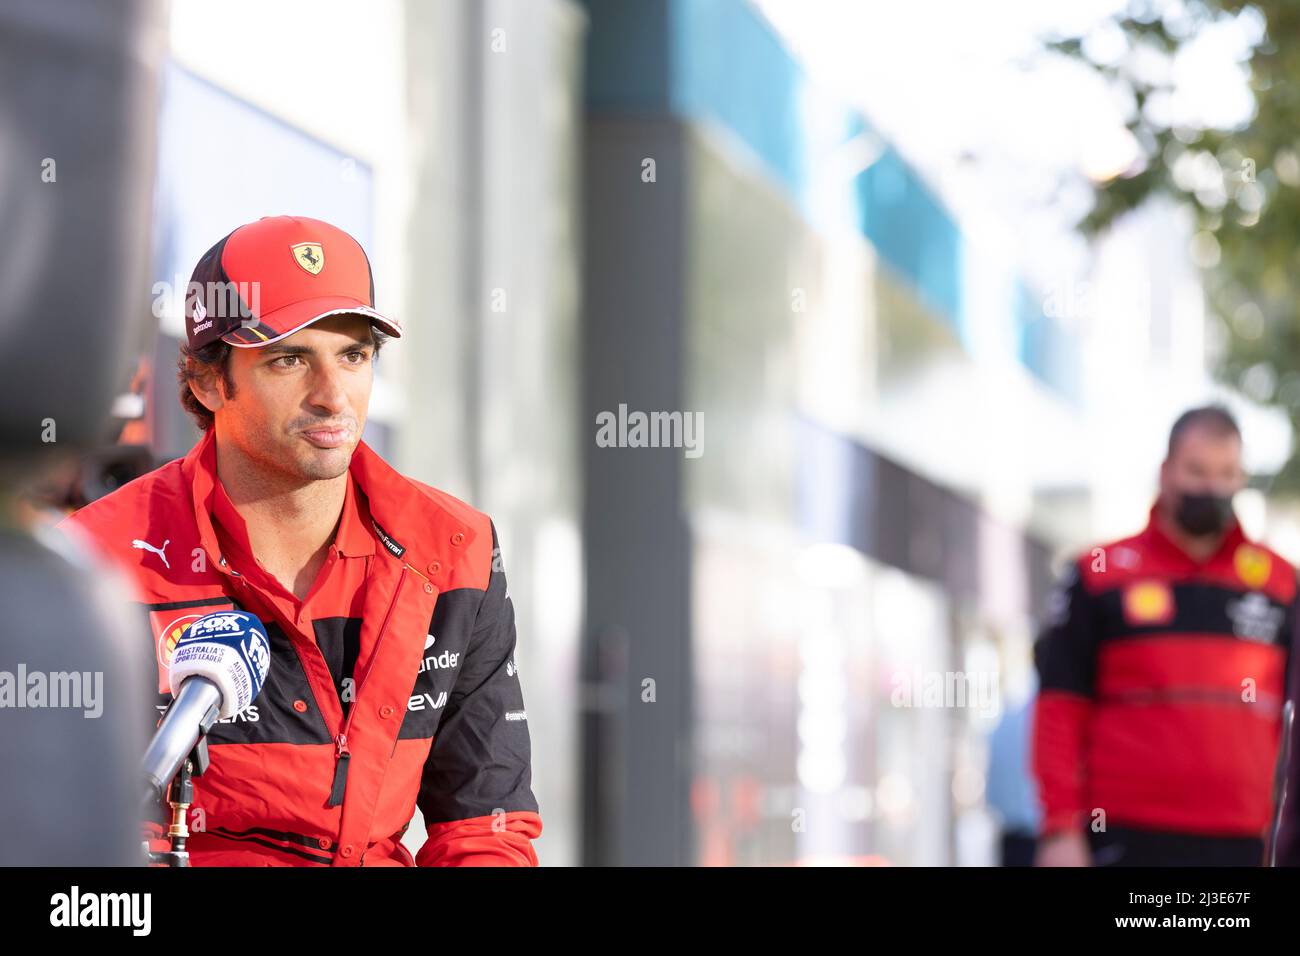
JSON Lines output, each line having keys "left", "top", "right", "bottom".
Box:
{"left": 427, "top": 561, "right": 441, "bottom": 576}
{"left": 340, "top": 845, "right": 354, "bottom": 858}
{"left": 293, "top": 699, "right": 308, "bottom": 713}
{"left": 318, "top": 837, "right": 331, "bottom": 849}
{"left": 380, "top": 704, "right": 395, "bottom": 719}
{"left": 423, "top": 583, "right": 434, "bottom": 594}
{"left": 451, "top": 532, "right": 465, "bottom": 546}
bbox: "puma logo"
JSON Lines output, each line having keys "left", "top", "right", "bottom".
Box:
{"left": 131, "top": 537, "right": 170, "bottom": 569}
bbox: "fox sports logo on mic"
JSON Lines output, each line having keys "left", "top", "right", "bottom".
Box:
{"left": 169, "top": 611, "right": 271, "bottom": 718}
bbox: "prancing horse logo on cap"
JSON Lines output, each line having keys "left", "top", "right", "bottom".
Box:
{"left": 292, "top": 242, "right": 325, "bottom": 276}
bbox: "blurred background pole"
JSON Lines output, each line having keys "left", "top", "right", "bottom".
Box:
{"left": 579, "top": 0, "right": 696, "bottom": 867}
{"left": 0, "top": 0, "right": 165, "bottom": 864}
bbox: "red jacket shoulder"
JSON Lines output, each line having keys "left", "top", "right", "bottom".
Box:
{"left": 1072, "top": 531, "right": 1149, "bottom": 593}
{"left": 406, "top": 478, "right": 491, "bottom": 536}
{"left": 1072, "top": 528, "right": 1296, "bottom": 602}
{"left": 404, "top": 478, "right": 498, "bottom": 590}
{"left": 58, "top": 457, "right": 186, "bottom": 543}
{"left": 54, "top": 457, "right": 188, "bottom": 590}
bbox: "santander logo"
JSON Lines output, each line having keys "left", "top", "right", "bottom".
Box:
{"left": 418, "top": 631, "right": 458, "bottom": 675}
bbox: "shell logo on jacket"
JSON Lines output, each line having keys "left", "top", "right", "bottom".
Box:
{"left": 58, "top": 429, "right": 542, "bottom": 867}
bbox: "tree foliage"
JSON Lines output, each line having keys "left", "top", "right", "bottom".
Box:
{"left": 1052, "top": 0, "right": 1300, "bottom": 486}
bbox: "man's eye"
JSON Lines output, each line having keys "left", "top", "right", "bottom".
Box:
{"left": 273, "top": 355, "right": 301, "bottom": 368}
{"left": 346, "top": 350, "right": 371, "bottom": 363}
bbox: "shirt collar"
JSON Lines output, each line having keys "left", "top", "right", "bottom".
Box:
{"left": 331, "top": 471, "right": 376, "bottom": 557}
{"left": 181, "top": 428, "right": 477, "bottom": 586}
{"left": 183, "top": 430, "right": 376, "bottom": 573}
{"left": 1142, "top": 498, "right": 1247, "bottom": 566}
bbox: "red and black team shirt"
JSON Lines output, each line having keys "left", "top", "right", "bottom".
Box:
{"left": 1032, "top": 503, "right": 1297, "bottom": 840}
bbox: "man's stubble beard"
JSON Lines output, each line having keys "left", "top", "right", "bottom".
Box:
{"left": 242, "top": 428, "right": 355, "bottom": 484}
{"left": 296, "top": 451, "right": 352, "bottom": 481}
{"left": 286, "top": 440, "right": 355, "bottom": 482}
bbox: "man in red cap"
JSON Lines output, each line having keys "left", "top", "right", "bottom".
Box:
{"left": 60, "top": 215, "right": 543, "bottom": 866}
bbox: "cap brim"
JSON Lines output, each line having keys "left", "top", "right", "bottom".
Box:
{"left": 222, "top": 296, "right": 402, "bottom": 348}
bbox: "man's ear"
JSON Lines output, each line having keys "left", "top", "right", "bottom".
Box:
{"left": 187, "top": 362, "right": 226, "bottom": 414}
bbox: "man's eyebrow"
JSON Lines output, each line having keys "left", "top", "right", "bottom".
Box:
{"left": 338, "top": 338, "right": 376, "bottom": 355}
{"left": 260, "top": 339, "right": 375, "bottom": 357}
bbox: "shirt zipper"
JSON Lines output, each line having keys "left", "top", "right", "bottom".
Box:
{"left": 327, "top": 565, "right": 410, "bottom": 807}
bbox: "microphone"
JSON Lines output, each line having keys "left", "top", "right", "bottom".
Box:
{"left": 142, "top": 610, "right": 271, "bottom": 801}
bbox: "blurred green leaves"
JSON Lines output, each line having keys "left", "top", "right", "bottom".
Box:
{"left": 1052, "top": 0, "right": 1300, "bottom": 486}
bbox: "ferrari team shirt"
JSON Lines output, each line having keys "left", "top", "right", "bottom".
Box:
{"left": 210, "top": 470, "right": 372, "bottom": 718}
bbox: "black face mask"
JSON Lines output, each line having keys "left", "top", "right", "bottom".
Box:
{"left": 1174, "top": 492, "right": 1234, "bottom": 537}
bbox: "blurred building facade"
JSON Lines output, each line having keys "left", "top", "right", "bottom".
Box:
{"left": 578, "top": 0, "right": 1077, "bottom": 866}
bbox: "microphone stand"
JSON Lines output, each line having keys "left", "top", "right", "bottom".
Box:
{"left": 142, "top": 698, "right": 214, "bottom": 867}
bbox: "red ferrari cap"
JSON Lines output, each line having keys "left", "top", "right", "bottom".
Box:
{"left": 184, "top": 215, "right": 402, "bottom": 350}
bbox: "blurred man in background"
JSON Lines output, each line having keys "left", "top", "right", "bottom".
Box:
{"left": 986, "top": 678, "right": 1042, "bottom": 866}
{"left": 1033, "top": 406, "right": 1296, "bottom": 866}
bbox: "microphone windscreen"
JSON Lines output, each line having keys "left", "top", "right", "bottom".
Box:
{"left": 168, "top": 610, "right": 271, "bottom": 719}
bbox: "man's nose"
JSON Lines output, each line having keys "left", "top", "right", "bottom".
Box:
{"left": 1199, "top": 481, "right": 1236, "bottom": 498}
{"left": 306, "top": 365, "right": 350, "bottom": 414}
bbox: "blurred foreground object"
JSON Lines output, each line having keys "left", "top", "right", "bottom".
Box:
{"left": 0, "top": 0, "right": 164, "bottom": 865}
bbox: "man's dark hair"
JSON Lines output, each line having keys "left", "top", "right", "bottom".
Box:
{"left": 1167, "top": 404, "right": 1241, "bottom": 459}
{"left": 176, "top": 326, "right": 388, "bottom": 432}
